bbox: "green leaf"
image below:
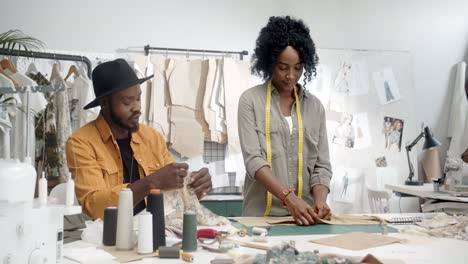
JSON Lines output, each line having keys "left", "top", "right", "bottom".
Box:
{"left": 0, "top": 29, "right": 45, "bottom": 52}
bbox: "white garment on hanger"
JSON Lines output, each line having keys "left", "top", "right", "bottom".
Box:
{"left": 66, "top": 75, "right": 98, "bottom": 132}
{"left": 8, "top": 72, "right": 47, "bottom": 164}
{"left": 0, "top": 74, "right": 15, "bottom": 159}
{"left": 447, "top": 61, "right": 467, "bottom": 158}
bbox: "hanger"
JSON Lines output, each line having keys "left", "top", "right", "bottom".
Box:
{"left": 0, "top": 59, "right": 17, "bottom": 74}
{"left": 0, "top": 66, "right": 20, "bottom": 87}
{"left": 25, "top": 53, "right": 38, "bottom": 75}
{"left": 64, "top": 65, "right": 80, "bottom": 81}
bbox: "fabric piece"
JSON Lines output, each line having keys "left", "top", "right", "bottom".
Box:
{"left": 310, "top": 232, "right": 404, "bottom": 250}
{"left": 163, "top": 174, "right": 230, "bottom": 230}
{"left": 447, "top": 61, "right": 467, "bottom": 158}
{"left": 203, "top": 58, "right": 219, "bottom": 141}
{"left": 238, "top": 83, "right": 332, "bottom": 216}
{"left": 148, "top": 55, "right": 170, "bottom": 140}
{"left": 66, "top": 114, "right": 175, "bottom": 220}
{"left": 399, "top": 213, "right": 468, "bottom": 241}
{"left": 64, "top": 246, "right": 115, "bottom": 263}
{"left": 235, "top": 215, "right": 384, "bottom": 227}
{"left": 50, "top": 64, "right": 72, "bottom": 182}
{"left": 9, "top": 72, "right": 47, "bottom": 164}
{"left": 98, "top": 246, "right": 157, "bottom": 263}
{"left": 223, "top": 58, "right": 250, "bottom": 156}
{"left": 169, "top": 106, "right": 204, "bottom": 158}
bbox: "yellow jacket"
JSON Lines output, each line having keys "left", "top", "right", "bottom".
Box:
{"left": 66, "top": 114, "right": 174, "bottom": 219}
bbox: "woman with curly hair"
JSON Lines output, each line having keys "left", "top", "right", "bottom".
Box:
{"left": 238, "top": 16, "right": 332, "bottom": 225}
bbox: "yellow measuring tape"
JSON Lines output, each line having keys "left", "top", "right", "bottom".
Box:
{"left": 263, "top": 80, "right": 304, "bottom": 216}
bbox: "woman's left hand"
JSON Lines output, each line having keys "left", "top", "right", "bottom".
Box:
{"left": 312, "top": 200, "right": 332, "bottom": 221}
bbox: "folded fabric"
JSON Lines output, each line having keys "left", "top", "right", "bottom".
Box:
{"left": 267, "top": 215, "right": 385, "bottom": 225}
{"left": 64, "top": 246, "right": 115, "bottom": 263}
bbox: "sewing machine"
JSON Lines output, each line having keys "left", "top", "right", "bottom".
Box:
{"left": 0, "top": 159, "right": 80, "bottom": 264}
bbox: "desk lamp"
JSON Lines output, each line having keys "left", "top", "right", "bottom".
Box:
{"left": 405, "top": 126, "right": 441, "bottom": 185}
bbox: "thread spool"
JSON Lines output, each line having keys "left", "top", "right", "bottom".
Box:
{"left": 38, "top": 172, "right": 47, "bottom": 206}
{"left": 116, "top": 188, "right": 134, "bottom": 250}
{"left": 158, "top": 246, "right": 180, "bottom": 258}
{"left": 147, "top": 189, "right": 166, "bottom": 250}
{"left": 252, "top": 227, "right": 268, "bottom": 236}
{"left": 181, "top": 210, "right": 197, "bottom": 252}
{"left": 65, "top": 176, "right": 75, "bottom": 206}
{"left": 137, "top": 211, "right": 153, "bottom": 254}
{"left": 103, "top": 207, "right": 118, "bottom": 246}
{"left": 181, "top": 252, "right": 194, "bottom": 262}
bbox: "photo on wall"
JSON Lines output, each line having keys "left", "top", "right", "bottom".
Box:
{"left": 382, "top": 116, "right": 404, "bottom": 152}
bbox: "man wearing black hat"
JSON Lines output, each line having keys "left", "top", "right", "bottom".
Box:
{"left": 66, "top": 59, "right": 212, "bottom": 220}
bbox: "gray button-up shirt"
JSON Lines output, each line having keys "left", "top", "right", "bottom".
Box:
{"left": 238, "top": 82, "right": 332, "bottom": 216}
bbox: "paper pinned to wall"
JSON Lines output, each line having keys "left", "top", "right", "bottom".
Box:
{"left": 349, "top": 60, "right": 370, "bottom": 95}
{"left": 334, "top": 60, "right": 353, "bottom": 93}
{"left": 309, "top": 64, "right": 332, "bottom": 107}
{"left": 352, "top": 113, "right": 372, "bottom": 149}
{"left": 331, "top": 167, "right": 361, "bottom": 203}
{"left": 207, "top": 159, "right": 230, "bottom": 188}
{"left": 373, "top": 67, "right": 402, "bottom": 105}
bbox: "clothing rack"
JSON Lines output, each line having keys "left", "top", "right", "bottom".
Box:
{"left": 144, "top": 45, "right": 249, "bottom": 60}
{"left": 0, "top": 48, "right": 92, "bottom": 78}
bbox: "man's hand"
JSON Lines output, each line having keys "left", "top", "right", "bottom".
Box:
{"left": 312, "top": 200, "right": 332, "bottom": 220}
{"left": 145, "top": 162, "right": 188, "bottom": 190}
{"left": 284, "top": 194, "right": 318, "bottom": 226}
{"left": 188, "top": 167, "right": 212, "bottom": 199}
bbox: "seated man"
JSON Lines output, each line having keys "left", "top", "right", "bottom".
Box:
{"left": 66, "top": 58, "right": 212, "bottom": 219}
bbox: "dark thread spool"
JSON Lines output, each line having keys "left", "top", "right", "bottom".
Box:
{"left": 181, "top": 210, "right": 197, "bottom": 252}
{"left": 158, "top": 246, "right": 180, "bottom": 258}
{"left": 147, "top": 189, "right": 166, "bottom": 250}
{"left": 102, "top": 207, "right": 118, "bottom": 246}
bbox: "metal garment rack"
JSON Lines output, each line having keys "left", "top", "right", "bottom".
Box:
{"left": 144, "top": 45, "right": 248, "bottom": 60}
{"left": 0, "top": 48, "right": 93, "bottom": 78}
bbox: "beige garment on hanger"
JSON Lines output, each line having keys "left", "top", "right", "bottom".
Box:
{"left": 209, "top": 58, "right": 227, "bottom": 142}
{"left": 223, "top": 58, "right": 251, "bottom": 155}
{"left": 148, "top": 55, "right": 171, "bottom": 141}
{"left": 133, "top": 54, "right": 152, "bottom": 125}
{"left": 166, "top": 59, "right": 209, "bottom": 155}
{"left": 203, "top": 58, "right": 219, "bottom": 141}
{"left": 169, "top": 106, "right": 204, "bottom": 158}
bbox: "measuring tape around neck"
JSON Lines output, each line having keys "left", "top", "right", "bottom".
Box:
{"left": 263, "top": 80, "right": 304, "bottom": 216}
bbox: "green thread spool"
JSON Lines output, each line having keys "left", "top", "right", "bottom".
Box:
{"left": 181, "top": 210, "right": 197, "bottom": 252}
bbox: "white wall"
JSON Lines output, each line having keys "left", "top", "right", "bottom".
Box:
{"left": 2, "top": 0, "right": 468, "bottom": 211}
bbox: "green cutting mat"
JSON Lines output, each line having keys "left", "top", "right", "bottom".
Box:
{"left": 231, "top": 221, "right": 397, "bottom": 236}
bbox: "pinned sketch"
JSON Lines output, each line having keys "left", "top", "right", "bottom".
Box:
{"left": 332, "top": 113, "right": 355, "bottom": 148}
{"left": 332, "top": 167, "right": 361, "bottom": 203}
{"left": 352, "top": 113, "right": 372, "bottom": 149}
{"left": 373, "top": 67, "right": 402, "bottom": 105}
{"left": 375, "top": 156, "right": 388, "bottom": 167}
{"left": 334, "top": 60, "right": 353, "bottom": 93}
{"left": 349, "top": 60, "right": 370, "bottom": 95}
{"left": 382, "top": 116, "right": 404, "bottom": 152}
{"left": 309, "top": 64, "right": 332, "bottom": 108}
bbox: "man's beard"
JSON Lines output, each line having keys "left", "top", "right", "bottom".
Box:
{"left": 109, "top": 105, "right": 140, "bottom": 133}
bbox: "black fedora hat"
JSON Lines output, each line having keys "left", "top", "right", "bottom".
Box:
{"left": 83, "top": 58, "right": 153, "bottom": 109}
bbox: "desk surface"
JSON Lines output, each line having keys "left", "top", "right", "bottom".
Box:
{"left": 385, "top": 183, "right": 468, "bottom": 203}
{"left": 63, "top": 213, "right": 468, "bottom": 264}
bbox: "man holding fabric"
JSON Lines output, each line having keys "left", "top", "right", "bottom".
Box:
{"left": 66, "top": 59, "right": 212, "bottom": 220}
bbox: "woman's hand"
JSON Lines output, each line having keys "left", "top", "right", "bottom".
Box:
{"left": 312, "top": 200, "right": 332, "bottom": 220}
{"left": 284, "top": 193, "right": 318, "bottom": 226}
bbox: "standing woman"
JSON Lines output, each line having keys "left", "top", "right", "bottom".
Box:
{"left": 238, "top": 16, "right": 332, "bottom": 225}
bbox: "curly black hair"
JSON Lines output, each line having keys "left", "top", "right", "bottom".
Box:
{"left": 251, "top": 16, "right": 319, "bottom": 87}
